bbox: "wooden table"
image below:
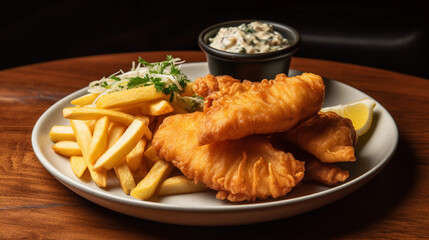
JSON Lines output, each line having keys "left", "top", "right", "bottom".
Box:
{"left": 1, "top": 51, "right": 428, "bottom": 239}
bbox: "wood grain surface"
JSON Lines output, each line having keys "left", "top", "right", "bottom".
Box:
{"left": 1, "top": 51, "right": 428, "bottom": 239}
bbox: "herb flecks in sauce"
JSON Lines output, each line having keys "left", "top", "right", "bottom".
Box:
{"left": 209, "top": 22, "right": 289, "bottom": 54}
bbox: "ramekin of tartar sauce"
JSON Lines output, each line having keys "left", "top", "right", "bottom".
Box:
{"left": 198, "top": 20, "right": 300, "bottom": 81}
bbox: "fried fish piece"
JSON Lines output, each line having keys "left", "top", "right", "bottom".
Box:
{"left": 196, "top": 73, "right": 325, "bottom": 145}
{"left": 193, "top": 74, "right": 243, "bottom": 110}
{"left": 278, "top": 111, "right": 357, "bottom": 163}
{"left": 303, "top": 157, "right": 349, "bottom": 186}
{"left": 193, "top": 74, "right": 236, "bottom": 97}
{"left": 269, "top": 138, "right": 349, "bottom": 186}
{"left": 152, "top": 112, "right": 305, "bottom": 202}
{"left": 193, "top": 74, "right": 219, "bottom": 98}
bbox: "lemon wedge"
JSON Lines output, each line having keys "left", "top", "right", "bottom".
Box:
{"left": 321, "top": 98, "right": 376, "bottom": 137}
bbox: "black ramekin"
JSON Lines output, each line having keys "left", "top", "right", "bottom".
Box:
{"left": 198, "top": 19, "right": 301, "bottom": 82}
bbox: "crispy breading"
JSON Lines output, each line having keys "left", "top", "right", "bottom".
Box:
{"left": 193, "top": 74, "right": 243, "bottom": 110}
{"left": 152, "top": 112, "right": 305, "bottom": 202}
{"left": 193, "top": 74, "right": 242, "bottom": 97}
{"left": 278, "top": 111, "right": 357, "bottom": 163}
{"left": 269, "top": 137, "right": 350, "bottom": 186}
{"left": 196, "top": 73, "right": 325, "bottom": 145}
{"left": 303, "top": 157, "right": 349, "bottom": 186}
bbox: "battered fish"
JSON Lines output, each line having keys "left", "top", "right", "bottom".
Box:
{"left": 278, "top": 111, "right": 357, "bottom": 163}
{"left": 193, "top": 74, "right": 243, "bottom": 110}
{"left": 193, "top": 74, "right": 241, "bottom": 99}
{"left": 269, "top": 138, "right": 349, "bottom": 186}
{"left": 303, "top": 157, "right": 349, "bottom": 186}
{"left": 152, "top": 112, "right": 305, "bottom": 202}
{"left": 196, "top": 73, "right": 325, "bottom": 145}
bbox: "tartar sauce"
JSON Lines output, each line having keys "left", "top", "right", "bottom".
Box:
{"left": 209, "top": 21, "right": 289, "bottom": 54}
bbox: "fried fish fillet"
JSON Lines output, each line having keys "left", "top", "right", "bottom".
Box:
{"left": 277, "top": 111, "right": 357, "bottom": 163}
{"left": 152, "top": 111, "right": 305, "bottom": 202}
{"left": 196, "top": 73, "right": 325, "bottom": 145}
{"left": 193, "top": 74, "right": 243, "bottom": 110}
{"left": 269, "top": 138, "right": 349, "bottom": 186}
{"left": 193, "top": 74, "right": 241, "bottom": 99}
{"left": 303, "top": 157, "right": 349, "bottom": 186}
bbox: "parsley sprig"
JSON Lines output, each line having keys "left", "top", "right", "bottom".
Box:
{"left": 130, "top": 56, "right": 189, "bottom": 101}
{"left": 89, "top": 55, "right": 189, "bottom": 102}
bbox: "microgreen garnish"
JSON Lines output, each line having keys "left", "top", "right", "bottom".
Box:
{"left": 88, "top": 55, "right": 190, "bottom": 104}
{"left": 109, "top": 76, "right": 121, "bottom": 81}
{"left": 101, "top": 81, "right": 109, "bottom": 88}
{"left": 138, "top": 56, "right": 153, "bottom": 67}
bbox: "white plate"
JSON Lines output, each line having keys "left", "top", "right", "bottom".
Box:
{"left": 32, "top": 62, "right": 398, "bottom": 226}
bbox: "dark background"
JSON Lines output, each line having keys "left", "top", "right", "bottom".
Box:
{"left": 2, "top": 0, "right": 428, "bottom": 78}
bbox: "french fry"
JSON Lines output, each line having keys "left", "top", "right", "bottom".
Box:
{"left": 181, "top": 82, "right": 195, "bottom": 96}
{"left": 107, "top": 123, "right": 126, "bottom": 146}
{"left": 96, "top": 85, "right": 168, "bottom": 109}
{"left": 140, "top": 100, "right": 174, "bottom": 116}
{"left": 70, "top": 120, "right": 107, "bottom": 188}
{"left": 158, "top": 175, "right": 208, "bottom": 196}
{"left": 131, "top": 159, "right": 148, "bottom": 184}
{"left": 114, "top": 162, "right": 136, "bottom": 194}
{"left": 63, "top": 107, "right": 135, "bottom": 126}
{"left": 111, "top": 105, "right": 142, "bottom": 115}
{"left": 135, "top": 115, "right": 151, "bottom": 126}
{"left": 70, "top": 156, "right": 87, "bottom": 177}
{"left": 49, "top": 125, "right": 76, "bottom": 142}
{"left": 88, "top": 116, "right": 110, "bottom": 164}
{"left": 143, "top": 145, "right": 161, "bottom": 165}
{"left": 135, "top": 115, "right": 153, "bottom": 140}
{"left": 51, "top": 58, "right": 213, "bottom": 200}
{"left": 87, "top": 119, "right": 96, "bottom": 133}
{"left": 106, "top": 122, "right": 136, "bottom": 194}
{"left": 52, "top": 141, "right": 82, "bottom": 157}
{"left": 94, "top": 119, "right": 146, "bottom": 171}
{"left": 130, "top": 159, "right": 173, "bottom": 200}
{"left": 70, "top": 93, "right": 100, "bottom": 106}
{"left": 126, "top": 138, "right": 146, "bottom": 171}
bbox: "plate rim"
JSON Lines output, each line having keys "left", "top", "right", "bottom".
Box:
{"left": 31, "top": 62, "right": 399, "bottom": 213}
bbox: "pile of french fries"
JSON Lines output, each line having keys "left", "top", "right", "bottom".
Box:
{"left": 50, "top": 83, "right": 207, "bottom": 200}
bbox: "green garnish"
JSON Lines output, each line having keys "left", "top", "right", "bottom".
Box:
{"left": 110, "top": 76, "right": 121, "bottom": 81}
{"left": 101, "top": 81, "right": 109, "bottom": 88}
{"left": 127, "top": 76, "right": 150, "bottom": 89}
{"left": 138, "top": 56, "right": 153, "bottom": 67}
{"left": 89, "top": 55, "right": 190, "bottom": 103}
